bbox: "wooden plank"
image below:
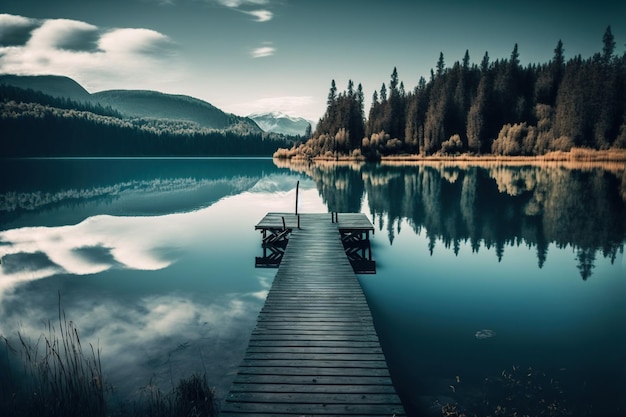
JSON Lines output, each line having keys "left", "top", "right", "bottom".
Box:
{"left": 250, "top": 335, "right": 380, "bottom": 341}
{"left": 225, "top": 392, "right": 403, "bottom": 405}
{"left": 231, "top": 374, "right": 396, "bottom": 386}
{"left": 239, "top": 359, "right": 388, "bottom": 369}
{"left": 220, "top": 213, "right": 405, "bottom": 416}
{"left": 247, "top": 340, "right": 384, "bottom": 348}
{"left": 220, "top": 402, "right": 405, "bottom": 415}
{"left": 234, "top": 367, "right": 392, "bottom": 377}
{"left": 228, "top": 383, "right": 399, "bottom": 394}
{"left": 242, "top": 353, "right": 386, "bottom": 361}
{"left": 244, "top": 346, "right": 384, "bottom": 354}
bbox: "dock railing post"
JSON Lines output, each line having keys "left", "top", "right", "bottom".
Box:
{"left": 282, "top": 216, "right": 286, "bottom": 230}
{"left": 295, "top": 180, "right": 299, "bottom": 215}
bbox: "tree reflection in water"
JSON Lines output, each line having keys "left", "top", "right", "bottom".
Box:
{"left": 278, "top": 160, "right": 626, "bottom": 280}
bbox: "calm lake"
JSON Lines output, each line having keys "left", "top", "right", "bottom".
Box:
{"left": 1, "top": 158, "right": 625, "bottom": 416}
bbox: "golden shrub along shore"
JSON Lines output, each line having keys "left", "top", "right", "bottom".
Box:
{"left": 274, "top": 148, "right": 626, "bottom": 178}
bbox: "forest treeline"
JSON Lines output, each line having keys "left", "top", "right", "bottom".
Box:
{"left": 276, "top": 27, "right": 626, "bottom": 160}
{"left": 0, "top": 85, "right": 294, "bottom": 157}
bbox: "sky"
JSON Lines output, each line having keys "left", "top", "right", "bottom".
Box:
{"left": 1, "top": 0, "right": 625, "bottom": 121}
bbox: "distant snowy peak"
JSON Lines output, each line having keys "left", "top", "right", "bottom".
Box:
{"left": 248, "top": 111, "right": 315, "bottom": 137}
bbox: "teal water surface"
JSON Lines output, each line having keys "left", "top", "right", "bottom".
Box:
{"left": 0, "top": 158, "right": 625, "bottom": 416}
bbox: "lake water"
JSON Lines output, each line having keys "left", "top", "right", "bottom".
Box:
{"left": 1, "top": 158, "right": 625, "bottom": 416}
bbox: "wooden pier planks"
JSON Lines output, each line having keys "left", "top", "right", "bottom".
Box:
{"left": 220, "top": 213, "right": 405, "bottom": 416}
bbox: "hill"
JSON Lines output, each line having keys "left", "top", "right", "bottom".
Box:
{"left": 0, "top": 82, "right": 293, "bottom": 157}
{"left": 0, "top": 74, "right": 91, "bottom": 102}
{"left": 93, "top": 90, "right": 261, "bottom": 132}
{"left": 248, "top": 111, "right": 314, "bottom": 137}
{"left": 0, "top": 74, "right": 261, "bottom": 133}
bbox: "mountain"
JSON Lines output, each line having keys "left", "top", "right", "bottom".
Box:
{"left": 248, "top": 111, "right": 314, "bottom": 137}
{"left": 92, "top": 90, "right": 261, "bottom": 132}
{"left": 0, "top": 74, "right": 261, "bottom": 133}
{"left": 0, "top": 74, "right": 91, "bottom": 102}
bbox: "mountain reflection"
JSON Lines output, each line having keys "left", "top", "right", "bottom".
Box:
{"left": 0, "top": 158, "right": 284, "bottom": 229}
{"left": 278, "top": 161, "right": 626, "bottom": 280}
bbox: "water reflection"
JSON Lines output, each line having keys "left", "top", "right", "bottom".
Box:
{"left": 0, "top": 158, "right": 329, "bottom": 406}
{"left": 283, "top": 161, "right": 626, "bottom": 279}
{"left": 0, "top": 158, "right": 283, "bottom": 229}
{"left": 278, "top": 160, "right": 626, "bottom": 416}
{"left": 1, "top": 158, "right": 624, "bottom": 416}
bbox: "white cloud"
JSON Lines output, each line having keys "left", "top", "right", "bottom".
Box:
{"left": 215, "top": 0, "right": 273, "bottom": 22}
{"left": 217, "top": 0, "right": 269, "bottom": 7}
{"left": 245, "top": 9, "right": 273, "bottom": 22}
{"left": 26, "top": 18, "right": 99, "bottom": 50}
{"left": 0, "top": 14, "right": 182, "bottom": 92}
{"left": 0, "top": 13, "right": 33, "bottom": 28}
{"left": 0, "top": 14, "right": 36, "bottom": 34}
{"left": 98, "top": 28, "right": 172, "bottom": 55}
{"left": 251, "top": 43, "right": 275, "bottom": 58}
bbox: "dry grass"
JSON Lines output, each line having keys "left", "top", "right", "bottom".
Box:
{"left": 274, "top": 148, "right": 626, "bottom": 175}
{"left": 123, "top": 374, "right": 217, "bottom": 417}
{"left": 376, "top": 148, "right": 626, "bottom": 173}
{"left": 1, "top": 295, "right": 218, "bottom": 417}
{"left": 1, "top": 295, "right": 107, "bottom": 417}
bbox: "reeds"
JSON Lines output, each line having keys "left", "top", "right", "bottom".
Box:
{"left": 127, "top": 374, "right": 217, "bottom": 417}
{"left": 1, "top": 295, "right": 218, "bottom": 417}
{"left": 2, "top": 295, "right": 107, "bottom": 417}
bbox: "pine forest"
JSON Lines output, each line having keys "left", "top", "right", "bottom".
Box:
{"left": 276, "top": 27, "right": 626, "bottom": 161}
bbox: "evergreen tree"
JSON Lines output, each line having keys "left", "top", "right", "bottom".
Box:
{"left": 327, "top": 79, "right": 337, "bottom": 107}
{"left": 380, "top": 83, "right": 387, "bottom": 101}
{"left": 510, "top": 43, "right": 520, "bottom": 69}
{"left": 480, "top": 51, "right": 490, "bottom": 72}
{"left": 467, "top": 75, "right": 490, "bottom": 153}
{"left": 549, "top": 40, "right": 565, "bottom": 104}
{"left": 388, "top": 67, "right": 406, "bottom": 140}
{"left": 436, "top": 52, "right": 445, "bottom": 77}
{"left": 357, "top": 83, "right": 365, "bottom": 117}
{"left": 390, "top": 67, "right": 399, "bottom": 93}
{"left": 463, "top": 49, "right": 471, "bottom": 70}
{"left": 602, "top": 25, "right": 616, "bottom": 64}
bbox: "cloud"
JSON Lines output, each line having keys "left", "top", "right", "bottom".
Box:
{"left": 244, "top": 9, "right": 273, "bottom": 22}
{"left": 0, "top": 14, "right": 181, "bottom": 92}
{"left": 251, "top": 43, "right": 275, "bottom": 58}
{"left": 217, "top": 0, "right": 269, "bottom": 7}
{"left": 0, "top": 14, "right": 39, "bottom": 46}
{"left": 99, "top": 28, "right": 173, "bottom": 56}
{"left": 215, "top": 0, "right": 273, "bottom": 22}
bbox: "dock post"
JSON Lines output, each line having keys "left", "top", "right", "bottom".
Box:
{"left": 295, "top": 180, "right": 299, "bottom": 215}
{"left": 282, "top": 216, "right": 286, "bottom": 230}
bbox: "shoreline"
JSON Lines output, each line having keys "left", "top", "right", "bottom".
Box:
{"left": 275, "top": 148, "right": 626, "bottom": 171}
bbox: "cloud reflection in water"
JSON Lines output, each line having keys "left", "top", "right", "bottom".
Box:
{"left": 0, "top": 214, "right": 184, "bottom": 291}
{"left": 0, "top": 175, "right": 325, "bottom": 401}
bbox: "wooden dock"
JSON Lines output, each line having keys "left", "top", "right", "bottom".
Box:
{"left": 220, "top": 213, "right": 405, "bottom": 416}
{"left": 255, "top": 213, "right": 376, "bottom": 273}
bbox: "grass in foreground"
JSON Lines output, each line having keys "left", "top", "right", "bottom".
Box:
{"left": 1, "top": 296, "right": 217, "bottom": 417}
